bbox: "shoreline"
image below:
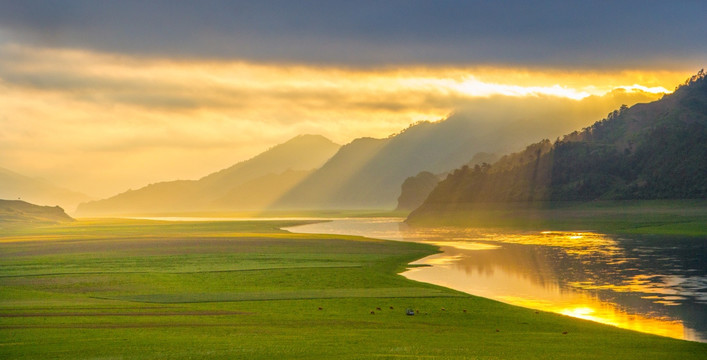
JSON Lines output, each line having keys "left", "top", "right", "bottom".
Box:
{"left": 286, "top": 218, "right": 707, "bottom": 343}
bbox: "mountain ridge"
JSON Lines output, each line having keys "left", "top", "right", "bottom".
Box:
{"left": 408, "top": 70, "right": 707, "bottom": 221}
{"left": 76, "top": 134, "right": 340, "bottom": 215}
{"left": 273, "top": 117, "right": 520, "bottom": 209}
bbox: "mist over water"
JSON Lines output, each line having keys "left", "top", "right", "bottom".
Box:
{"left": 287, "top": 218, "right": 707, "bottom": 342}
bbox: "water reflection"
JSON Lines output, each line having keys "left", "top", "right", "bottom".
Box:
{"left": 286, "top": 218, "right": 707, "bottom": 342}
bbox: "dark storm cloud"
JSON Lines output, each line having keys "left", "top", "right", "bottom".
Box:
{"left": 0, "top": 0, "right": 705, "bottom": 67}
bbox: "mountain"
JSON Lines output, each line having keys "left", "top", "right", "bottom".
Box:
{"left": 395, "top": 171, "right": 442, "bottom": 211}
{"left": 0, "top": 167, "right": 91, "bottom": 213}
{"left": 212, "top": 169, "right": 314, "bottom": 210}
{"left": 76, "top": 135, "right": 340, "bottom": 215}
{"left": 0, "top": 199, "right": 74, "bottom": 226}
{"left": 273, "top": 117, "right": 524, "bottom": 209}
{"left": 395, "top": 152, "right": 498, "bottom": 211}
{"left": 408, "top": 70, "right": 707, "bottom": 220}
{"left": 196, "top": 135, "right": 339, "bottom": 197}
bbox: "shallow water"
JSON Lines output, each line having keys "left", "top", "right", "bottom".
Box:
{"left": 286, "top": 218, "right": 707, "bottom": 342}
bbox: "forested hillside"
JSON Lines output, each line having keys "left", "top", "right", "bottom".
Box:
{"left": 409, "top": 70, "right": 707, "bottom": 219}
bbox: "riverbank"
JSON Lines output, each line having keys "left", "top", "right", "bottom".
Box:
{"left": 406, "top": 200, "right": 707, "bottom": 237}
{"left": 2, "top": 218, "right": 705, "bottom": 359}
{"left": 289, "top": 218, "right": 707, "bottom": 342}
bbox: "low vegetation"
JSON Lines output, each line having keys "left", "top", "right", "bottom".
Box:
{"left": 1, "top": 219, "right": 705, "bottom": 359}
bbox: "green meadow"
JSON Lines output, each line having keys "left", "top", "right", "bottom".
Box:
{"left": 1, "top": 219, "right": 705, "bottom": 359}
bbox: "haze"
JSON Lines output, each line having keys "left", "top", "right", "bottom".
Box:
{"left": 0, "top": 1, "right": 704, "bottom": 198}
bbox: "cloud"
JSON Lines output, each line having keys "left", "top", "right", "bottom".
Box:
{"left": 0, "top": 45, "right": 690, "bottom": 197}
{"left": 0, "top": 1, "right": 705, "bottom": 68}
{"left": 445, "top": 89, "right": 663, "bottom": 155}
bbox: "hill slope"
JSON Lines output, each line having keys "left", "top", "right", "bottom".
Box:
{"left": 274, "top": 117, "right": 523, "bottom": 209}
{"left": 0, "top": 167, "right": 91, "bottom": 213}
{"left": 395, "top": 152, "right": 498, "bottom": 211}
{"left": 212, "top": 169, "right": 314, "bottom": 210}
{"left": 409, "top": 70, "right": 707, "bottom": 220}
{"left": 395, "top": 171, "right": 442, "bottom": 211}
{"left": 76, "top": 135, "right": 340, "bottom": 215}
{"left": 0, "top": 199, "right": 74, "bottom": 226}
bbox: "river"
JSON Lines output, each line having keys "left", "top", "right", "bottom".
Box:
{"left": 285, "top": 217, "right": 707, "bottom": 342}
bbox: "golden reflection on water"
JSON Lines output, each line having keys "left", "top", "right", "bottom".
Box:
{"left": 479, "top": 230, "right": 622, "bottom": 256}
{"left": 569, "top": 274, "right": 686, "bottom": 304}
{"left": 497, "top": 294, "right": 685, "bottom": 340}
{"left": 287, "top": 220, "right": 703, "bottom": 342}
{"left": 426, "top": 241, "right": 500, "bottom": 251}
{"left": 401, "top": 229, "right": 692, "bottom": 341}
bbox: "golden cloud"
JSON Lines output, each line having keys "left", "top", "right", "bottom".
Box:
{"left": 0, "top": 45, "right": 693, "bottom": 198}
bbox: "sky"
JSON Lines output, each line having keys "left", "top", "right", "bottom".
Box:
{"left": 0, "top": 1, "right": 705, "bottom": 198}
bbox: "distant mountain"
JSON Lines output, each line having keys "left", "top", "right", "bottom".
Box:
{"left": 0, "top": 199, "right": 74, "bottom": 226}
{"left": 0, "top": 167, "right": 91, "bottom": 213}
{"left": 395, "top": 152, "right": 498, "bottom": 211}
{"left": 212, "top": 169, "right": 314, "bottom": 210}
{"left": 273, "top": 117, "right": 521, "bottom": 209}
{"left": 76, "top": 135, "right": 340, "bottom": 215}
{"left": 197, "top": 135, "right": 339, "bottom": 197}
{"left": 395, "top": 171, "right": 442, "bottom": 211}
{"left": 409, "top": 70, "right": 707, "bottom": 220}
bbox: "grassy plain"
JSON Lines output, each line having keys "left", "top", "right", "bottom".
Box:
{"left": 1, "top": 218, "right": 706, "bottom": 359}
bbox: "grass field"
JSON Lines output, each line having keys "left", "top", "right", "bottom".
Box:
{"left": 1, "top": 218, "right": 706, "bottom": 359}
